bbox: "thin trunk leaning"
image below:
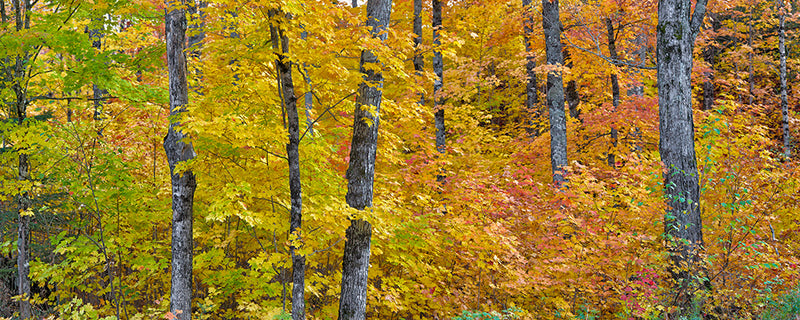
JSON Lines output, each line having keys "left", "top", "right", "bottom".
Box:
{"left": 164, "top": 3, "right": 197, "bottom": 320}
{"left": 542, "top": 0, "right": 567, "bottom": 183}
{"left": 339, "top": 0, "right": 391, "bottom": 318}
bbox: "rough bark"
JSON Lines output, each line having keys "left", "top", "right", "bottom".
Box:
{"left": 522, "top": 0, "right": 540, "bottom": 137}
{"left": 606, "top": 18, "right": 619, "bottom": 169}
{"left": 779, "top": 0, "right": 789, "bottom": 158}
{"left": 657, "top": 0, "right": 708, "bottom": 313}
{"left": 432, "top": 0, "right": 445, "bottom": 155}
{"left": 164, "top": 3, "right": 197, "bottom": 320}
{"left": 542, "top": 0, "right": 567, "bottom": 183}
{"left": 339, "top": 0, "right": 391, "bottom": 318}
{"left": 268, "top": 10, "right": 307, "bottom": 320}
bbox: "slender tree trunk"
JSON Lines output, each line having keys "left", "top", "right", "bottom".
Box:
{"left": 12, "top": 0, "right": 32, "bottom": 317}
{"left": 779, "top": 0, "right": 789, "bottom": 158}
{"left": 339, "top": 0, "right": 391, "bottom": 318}
{"left": 301, "top": 29, "right": 314, "bottom": 137}
{"left": 748, "top": 10, "right": 754, "bottom": 106}
{"left": 268, "top": 10, "right": 307, "bottom": 320}
{"left": 657, "top": 0, "right": 707, "bottom": 313}
{"left": 542, "top": 0, "right": 567, "bottom": 183}
{"left": 432, "top": 0, "right": 445, "bottom": 156}
{"left": 606, "top": 18, "right": 619, "bottom": 169}
{"left": 164, "top": 3, "right": 197, "bottom": 320}
{"left": 522, "top": 0, "right": 539, "bottom": 137}
{"left": 16, "top": 97, "right": 31, "bottom": 320}
{"left": 413, "top": 0, "right": 424, "bottom": 105}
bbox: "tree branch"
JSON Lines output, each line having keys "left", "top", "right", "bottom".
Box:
{"left": 564, "top": 37, "right": 657, "bottom": 70}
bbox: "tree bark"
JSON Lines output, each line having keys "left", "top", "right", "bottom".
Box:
{"left": 11, "top": 0, "right": 32, "bottom": 317}
{"left": 268, "top": 10, "right": 307, "bottom": 320}
{"left": 747, "top": 10, "right": 754, "bottom": 106}
{"left": 779, "top": 0, "right": 789, "bottom": 158}
{"left": 432, "top": 0, "right": 445, "bottom": 156}
{"left": 164, "top": 3, "right": 197, "bottom": 320}
{"left": 542, "top": 0, "right": 567, "bottom": 183}
{"left": 522, "top": 0, "right": 540, "bottom": 137}
{"left": 657, "top": 0, "right": 707, "bottom": 313}
{"left": 606, "top": 18, "right": 619, "bottom": 169}
{"left": 339, "top": 0, "right": 391, "bottom": 318}
{"left": 413, "top": 0, "right": 424, "bottom": 105}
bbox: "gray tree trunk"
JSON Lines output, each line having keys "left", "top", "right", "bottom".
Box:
{"left": 542, "top": 0, "right": 567, "bottom": 183}
{"left": 268, "top": 10, "right": 307, "bottom": 320}
{"left": 656, "top": 0, "right": 707, "bottom": 313}
{"left": 301, "top": 29, "right": 314, "bottom": 137}
{"left": 432, "top": 0, "right": 445, "bottom": 155}
{"left": 339, "top": 0, "right": 391, "bottom": 318}
{"left": 15, "top": 86, "right": 31, "bottom": 320}
{"left": 748, "top": 12, "right": 754, "bottom": 106}
{"left": 779, "top": 0, "right": 789, "bottom": 159}
{"left": 606, "top": 18, "right": 619, "bottom": 169}
{"left": 164, "top": 3, "right": 197, "bottom": 320}
{"left": 11, "top": 0, "right": 32, "bottom": 317}
{"left": 413, "top": 0, "right": 424, "bottom": 105}
{"left": 522, "top": 0, "right": 540, "bottom": 137}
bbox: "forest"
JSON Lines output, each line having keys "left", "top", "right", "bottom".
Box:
{"left": 0, "top": 0, "right": 799, "bottom": 319}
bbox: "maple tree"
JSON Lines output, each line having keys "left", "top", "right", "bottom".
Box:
{"left": 0, "top": 0, "right": 799, "bottom": 319}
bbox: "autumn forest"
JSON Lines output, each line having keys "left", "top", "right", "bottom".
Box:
{"left": 1, "top": 0, "right": 799, "bottom": 319}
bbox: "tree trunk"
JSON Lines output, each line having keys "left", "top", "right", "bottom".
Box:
{"left": 433, "top": 0, "right": 445, "bottom": 156}
{"left": 748, "top": 11, "right": 754, "bottom": 106}
{"left": 779, "top": 0, "right": 789, "bottom": 158}
{"left": 339, "top": 0, "right": 391, "bottom": 318}
{"left": 268, "top": 10, "right": 307, "bottom": 320}
{"left": 542, "top": 0, "right": 567, "bottom": 183}
{"left": 657, "top": 0, "right": 707, "bottom": 313}
{"left": 12, "top": 0, "right": 32, "bottom": 317}
{"left": 301, "top": 29, "right": 315, "bottom": 137}
{"left": 164, "top": 3, "right": 197, "bottom": 320}
{"left": 522, "top": 0, "right": 540, "bottom": 137}
{"left": 606, "top": 18, "right": 619, "bottom": 169}
{"left": 413, "top": 0, "right": 424, "bottom": 105}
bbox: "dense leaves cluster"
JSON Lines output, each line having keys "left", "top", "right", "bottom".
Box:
{"left": 0, "top": 0, "right": 799, "bottom": 319}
